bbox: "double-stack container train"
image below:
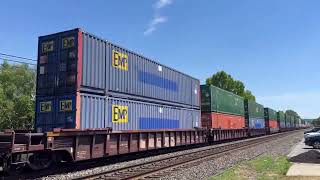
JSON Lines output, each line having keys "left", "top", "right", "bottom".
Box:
{"left": 277, "top": 111, "right": 286, "bottom": 131}
{"left": 264, "top": 108, "right": 279, "bottom": 134}
{"left": 200, "top": 85, "right": 245, "bottom": 129}
{"left": 36, "top": 28, "right": 200, "bottom": 132}
{"left": 0, "top": 28, "right": 306, "bottom": 173}
{"left": 244, "top": 100, "right": 266, "bottom": 136}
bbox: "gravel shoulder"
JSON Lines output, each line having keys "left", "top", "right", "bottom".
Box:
{"left": 160, "top": 131, "right": 303, "bottom": 180}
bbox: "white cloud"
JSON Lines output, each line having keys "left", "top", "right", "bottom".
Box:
{"left": 144, "top": 16, "right": 167, "bottom": 35}
{"left": 154, "top": 0, "right": 173, "bottom": 9}
{"left": 257, "top": 91, "right": 320, "bottom": 119}
{"left": 144, "top": 0, "right": 173, "bottom": 35}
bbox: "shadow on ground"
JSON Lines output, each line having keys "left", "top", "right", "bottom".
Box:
{"left": 289, "top": 150, "right": 320, "bottom": 164}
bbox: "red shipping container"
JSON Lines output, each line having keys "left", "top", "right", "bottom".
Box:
{"left": 201, "top": 112, "right": 245, "bottom": 129}
{"left": 268, "top": 120, "right": 278, "bottom": 129}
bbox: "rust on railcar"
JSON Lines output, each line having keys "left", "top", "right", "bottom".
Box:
{"left": 209, "top": 129, "right": 248, "bottom": 142}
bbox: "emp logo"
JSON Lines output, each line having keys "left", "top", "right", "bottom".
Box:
{"left": 112, "top": 50, "right": 128, "bottom": 71}
{"left": 40, "top": 101, "right": 52, "bottom": 113}
{"left": 59, "top": 100, "right": 73, "bottom": 112}
{"left": 42, "top": 41, "right": 54, "bottom": 53}
{"left": 112, "top": 105, "right": 128, "bottom": 123}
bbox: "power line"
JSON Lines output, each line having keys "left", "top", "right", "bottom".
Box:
{"left": 0, "top": 58, "right": 36, "bottom": 66}
{"left": 0, "top": 52, "right": 37, "bottom": 62}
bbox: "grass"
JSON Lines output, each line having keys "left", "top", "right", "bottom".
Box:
{"left": 211, "top": 155, "right": 292, "bottom": 180}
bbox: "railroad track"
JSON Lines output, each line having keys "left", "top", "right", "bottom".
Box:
{"left": 74, "top": 130, "right": 300, "bottom": 180}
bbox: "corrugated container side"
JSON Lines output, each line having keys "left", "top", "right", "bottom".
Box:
{"left": 81, "top": 33, "right": 106, "bottom": 93}
{"left": 201, "top": 85, "right": 244, "bottom": 116}
{"left": 264, "top": 108, "right": 279, "bottom": 133}
{"left": 291, "top": 116, "right": 295, "bottom": 127}
{"left": 246, "top": 100, "right": 264, "bottom": 118}
{"left": 37, "top": 29, "right": 200, "bottom": 108}
{"left": 106, "top": 97, "right": 200, "bottom": 130}
{"left": 269, "top": 120, "right": 279, "bottom": 129}
{"left": 264, "top": 108, "right": 277, "bottom": 120}
{"left": 191, "top": 79, "right": 201, "bottom": 108}
{"left": 201, "top": 112, "right": 245, "bottom": 129}
{"left": 201, "top": 85, "right": 211, "bottom": 112}
{"left": 249, "top": 117, "right": 265, "bottom": 129}
{"left": 36, "top": 93, "right": 200, "bottom": 132}
{"left": 277, "top": 111, "right": 286, "bottom": 128}
{"left": 80, "top": 94, "right": 105, "bottom": 129}
{"left": 285, "top": 114, "right": 291, "bottom": 128}
{"left": 105, "top": 41, "right": 199, "bottom": 108}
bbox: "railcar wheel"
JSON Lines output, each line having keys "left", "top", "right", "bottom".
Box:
{"left": 6, "top": 159, "right": 25, "bottom": 175}
{"left": 28, "top": 152, "right": 53, "bottom": 171}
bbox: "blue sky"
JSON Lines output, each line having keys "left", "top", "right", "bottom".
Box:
{"left": 0, "top": 0, "right": 319, "bottom": 118}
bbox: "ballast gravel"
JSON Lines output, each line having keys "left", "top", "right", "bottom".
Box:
{"left": 40, "top": 131, "right": 303, "bottom": 180}
{"left": 160, "top": 131, "right": 303, "bottom": 180}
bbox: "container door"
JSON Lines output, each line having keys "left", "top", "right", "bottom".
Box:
{"left": 37, "top": 36, "right": 59, "bottom": 96}
{"left": 56, "top": 95, "right": 77, "bottom": 129}
{"left": 35, "top": 96, "right": 55, "bottom": 132}
{"left": 56, "top": 31, "right": 79, "bottom": 95}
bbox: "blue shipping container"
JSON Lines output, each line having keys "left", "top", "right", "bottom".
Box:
{"left": 36, "top": 29, "right": 200, "bottom": 109}
{"left": 249, "top": 117, "right": 265, "bottom": 129}
{"left": 35, "top": 93, "right": 200, "bottom": 132}
{"left": 280, "top": 121, "right": 286, "bottom": 128}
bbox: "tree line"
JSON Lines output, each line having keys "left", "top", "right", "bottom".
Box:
{"left": 0, "top": 61, "right": 35, "bottom": 130}
{"left": 207, "top": 71, "right": 301, "bottom": 118}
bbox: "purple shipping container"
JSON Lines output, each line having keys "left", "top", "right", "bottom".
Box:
{"left": 36, "top": 28, "right": 200, "bottom": 109}
{"left": 35, "top": 93, "right": 201, "bottom": 132}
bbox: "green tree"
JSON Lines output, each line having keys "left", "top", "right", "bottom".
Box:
{"left": 206, "top": 71, "right": 256, "bottom": 101}
{"left": 312, "top": 117, "right": 320, "bottom": 126}
{"left": 285, "top": 110, "right": 300, "bottom": 118}
{"left": 0, "top": 61, "right": 36, "bottom": 130}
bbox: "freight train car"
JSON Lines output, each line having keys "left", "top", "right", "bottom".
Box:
{"left": 1, "top": 28, "right": 206, "bottom": 173}
{"left": 285, "top": 114, "right": 295, "bottom": 130}
{"left": 244, "top": 100, "right": 266, "bottom": 136}
{"left": 264, "top": 108, "right": 279, "bottom": 134}
{"left": 201, "top": 85, "right": 245, "bottom": 129}
{"left": 0, "top": 28, "right": 306, "bottom": 174}
{"left": 201, "top": 85, "right": 247, "bottom": 141}
{"left": 277, "top": 111, "right": 286, "bottom": 131}
{"left": 36, "top": 93, "right": 201, "bottom": 132}
{"left": 285, "top": 114, "right": 291, "bottom": 129}
{"left": 0, "top": 128, "right": 207, "bottom": 172}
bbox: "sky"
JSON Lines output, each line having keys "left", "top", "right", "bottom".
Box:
{"left": 0, "top": 0, "right": 319, "bottom": 119}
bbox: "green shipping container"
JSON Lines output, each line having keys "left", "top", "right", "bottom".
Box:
{"left": 201, "top": 85, "right": 244, "bottom": 116}
{"left": 290, "top": 115, "right": 295, "bottom": 126}
{"left": 285, "top": 113, "right": 293, "bottom": 127}
{"left": 294, "top": 116, "right": 299, "bottom": 127}
{"left": 264, "top": 108, "right": 277, "bottom": 120}
{"left": 244, "top": 100, "right": 264, "bottom": 118}
{"left": 291, "top": 116, "right": 297, "bottom": 127}
{"left": 277, "top": 111, "right": 285, "bottom": 122}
